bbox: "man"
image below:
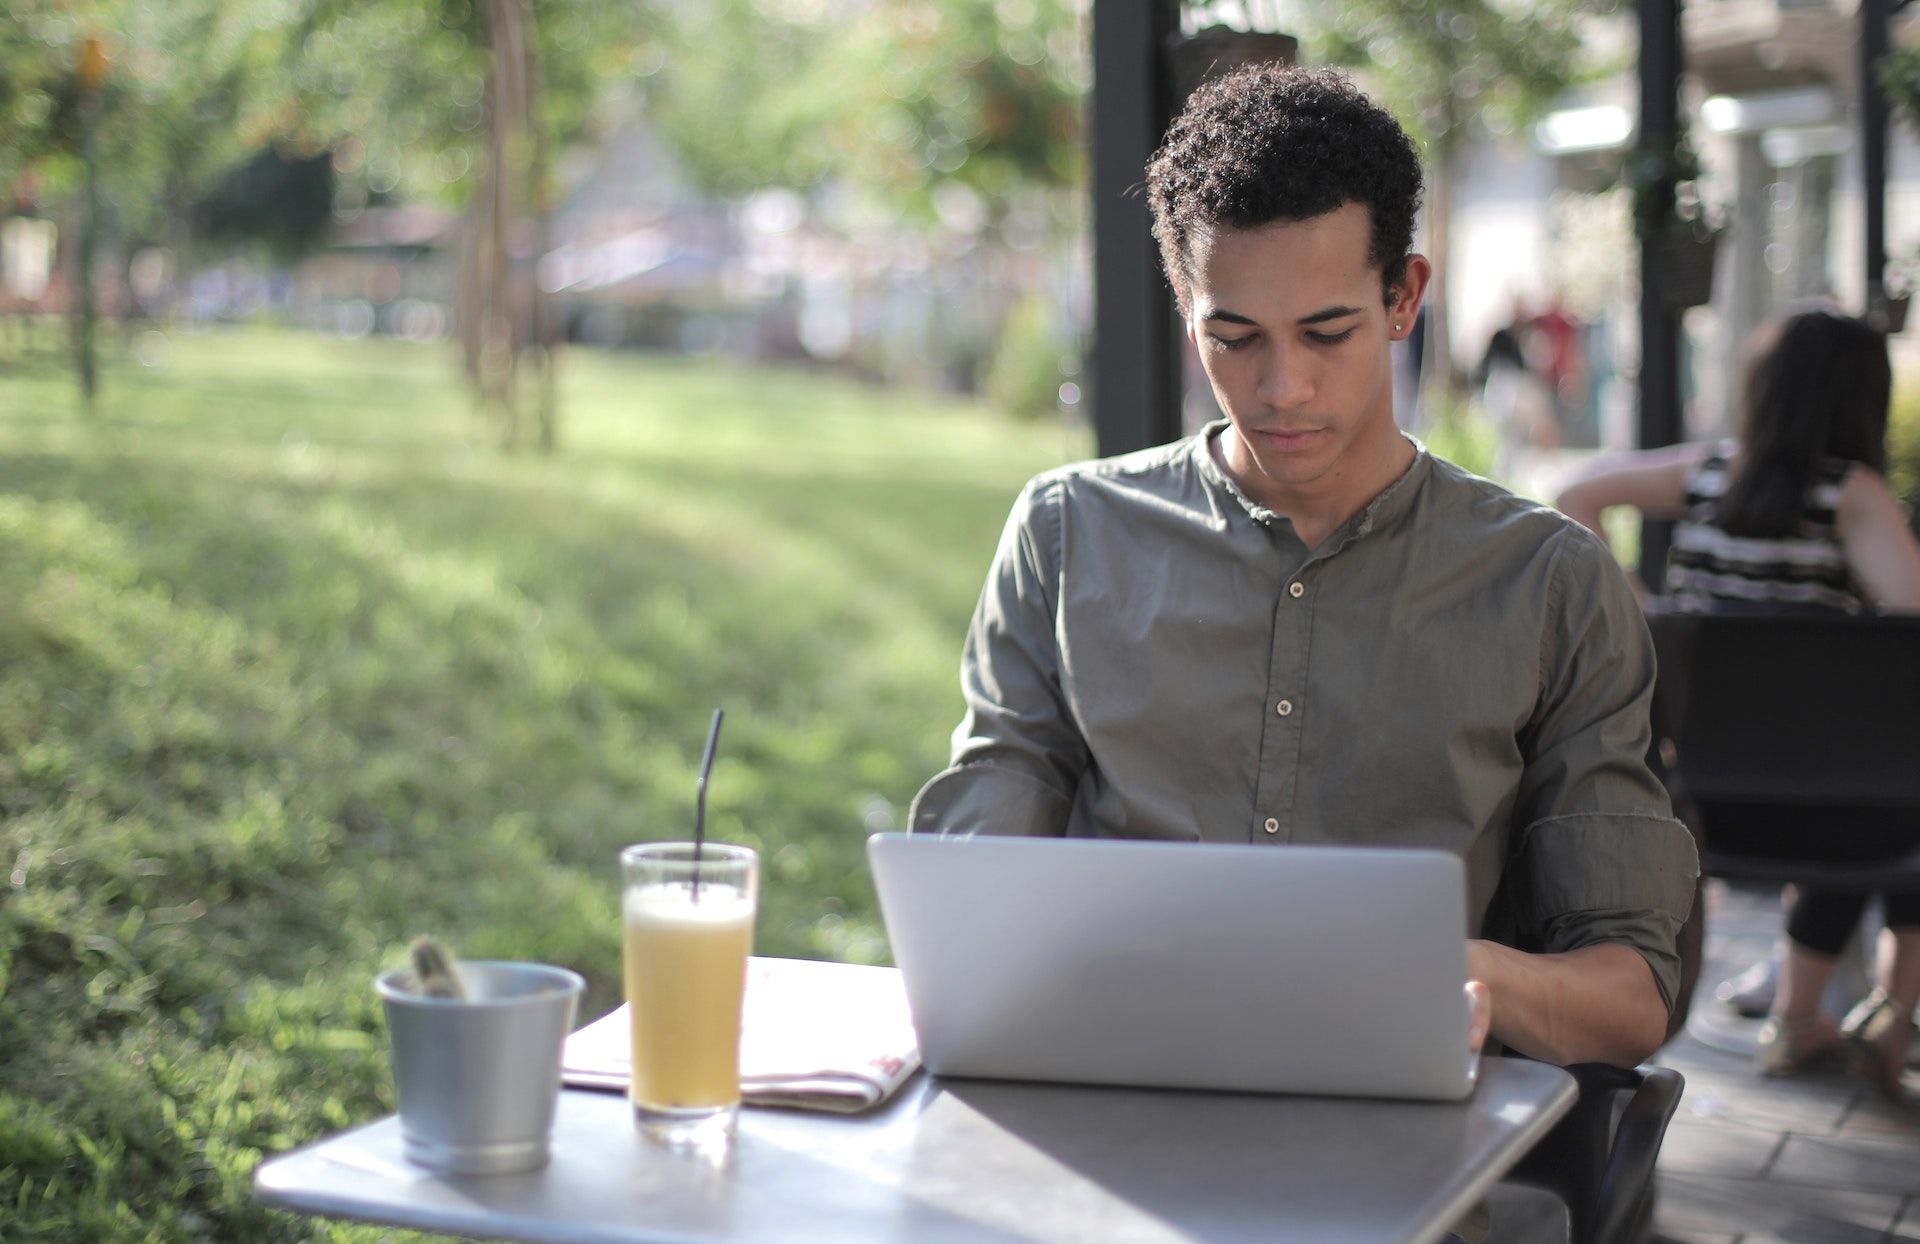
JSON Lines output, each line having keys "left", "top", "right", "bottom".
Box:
{"left": 909, "top": 65, "right": 1697, "bottom": 1071}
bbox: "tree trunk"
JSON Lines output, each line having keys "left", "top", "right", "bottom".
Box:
{"left": 1417, "top": 24, "right": 1465, "bottom": 415}
{"left": 522, "top": 0, "right": 559, "bottom": 453}
{"left": 1422, "top": 148, "right": 1454, "bottom": 408}
{"left": 74, "top": 85, "right": 101, "bottom": 416}
{"left": 457, "top": 194, "right": 485, "bottom": 401}
{"left": 1420, "top": 74, "right": 1469, "bottom": 418}
{"left": 483, "top": 1, "right": 519, "bottom": 449}
{"left": 452, "top": 0, "right": 556, "bottom": 451}
{"left": 466, "top": 0, "right": 523, "bottom": 448}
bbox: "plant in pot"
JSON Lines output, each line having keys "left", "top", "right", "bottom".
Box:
{"left": 376, "top": 936, "right": 585, "bottom": 1174}
{"left": 1878, "top": 249, "right": 1916, "bottom": 334}
{"left": 1627, "top": 134, "right": 1723, "bottom": 310}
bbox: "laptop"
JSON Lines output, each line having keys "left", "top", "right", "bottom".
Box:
{"left": 867, "top": 832, "right": 1478, "bottom": 1101}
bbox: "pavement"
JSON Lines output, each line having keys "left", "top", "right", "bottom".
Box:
{"left": 1649, "top": 879, "right": 1920, "bottom": 1244}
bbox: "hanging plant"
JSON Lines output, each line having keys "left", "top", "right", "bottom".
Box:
{"left": 1877, "top": 44, "right": 1920, "bottom": 129}
{"left": 1877, "top": 247, "right": 1914, "bottom": 333}
{"left": 1625, "top": 134, "right": 1722, "bottom": 309}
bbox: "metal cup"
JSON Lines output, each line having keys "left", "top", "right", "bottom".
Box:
{"left": 376, "top": 960, "right": 585, "bottom": 1175}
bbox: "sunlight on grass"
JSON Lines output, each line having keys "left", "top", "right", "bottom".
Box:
{"left": 0, "top": 326, "right": 1085, "bottom": 1239}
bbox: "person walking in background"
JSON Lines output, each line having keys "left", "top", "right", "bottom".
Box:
{"left": 1477, "top": 295, "right": 1572, "bottom": 484}
{"left": 1529, "top": 293, "right": 1582, "bottom": 448}
{"left": 1477, "top": 297, "right": 1548, "bottom": 469}
{"left": 1555, "top": 309, "right": 1920, "bottom": 1095}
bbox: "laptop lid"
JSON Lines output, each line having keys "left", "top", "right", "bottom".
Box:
{"left": 867, "top": 832, "right": 1477, "bottom": 1101}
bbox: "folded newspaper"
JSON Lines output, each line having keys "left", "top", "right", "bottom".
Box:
{"left": 561, "top": 956, "right": 921, "bottom": 1114}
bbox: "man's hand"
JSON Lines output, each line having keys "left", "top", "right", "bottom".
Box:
{"left": 1465, "top": 980, "right": 1492, "bottom": 1054}
{"left": 1466, "top": 940, "right": 1668, "bottom": 1067}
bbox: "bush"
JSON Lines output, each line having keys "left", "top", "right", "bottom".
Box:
{"left": 984, "top": 295, "right": 1075, "bottom": 422}
{"left": 1890, "top": 379, "right": 1920, "bottom": 505}
{"left": 1419, "top": 388, "right": 1500, "bottom": 480}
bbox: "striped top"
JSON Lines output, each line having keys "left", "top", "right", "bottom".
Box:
{"left": 1666, "top": 441, "right": 1864, "bottom": 613}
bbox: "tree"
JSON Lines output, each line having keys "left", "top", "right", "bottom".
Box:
{"left": 1, "top": 0, "right": 648, "bottom": 441}
{"left": 281, "top": 0, "right": 650, "bottom": 450}
{"left": 640, "top": 0, "right": 1088, "bottom": 237}
{"left": 1, "top": 1, "right": 278, "bottom": 404}
{"left": 1299, "top": 0, "right": 1619, "bottom": 397}
{"left": 0, "top": 9, "right": 77, "bottom": 197}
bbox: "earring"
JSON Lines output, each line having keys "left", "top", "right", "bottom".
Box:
{"left": 1394, "top": 323, "right": 1402, "bottom": 332}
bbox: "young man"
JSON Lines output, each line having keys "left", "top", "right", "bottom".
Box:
{"left": 910, "top": 66, "right": 1697, "bottom": 1069}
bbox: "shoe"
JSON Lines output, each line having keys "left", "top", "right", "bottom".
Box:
{"left": 1840, "top": 990, "right": 1914, "bottom": 1099}
{"left": 1755, "top": 1015, "right": 1843, "bottom": 1077}
{"left": 1715, "top": 957, "right": 1778, "bottom": 1019}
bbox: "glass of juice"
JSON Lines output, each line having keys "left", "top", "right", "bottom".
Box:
{"left": 620, "top": 841, "right": 758, "bottom": 1147}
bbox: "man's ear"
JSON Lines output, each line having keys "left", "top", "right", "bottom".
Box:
{"left": 1389, "top": 255, "right": 1433, "bottom": 341}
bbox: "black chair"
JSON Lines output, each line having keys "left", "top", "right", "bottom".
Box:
{"left": 1503, "top": 1062, "right": 1686, "bottom": 1244}
{"left": 1497, "top": 609, "right": 1920, "bottom": 1243}
{"left": 1642, "top": 605, "right": 1920, "bottom": 889}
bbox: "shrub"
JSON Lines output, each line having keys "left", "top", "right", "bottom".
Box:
{"left": 1419, "top": 388, "right": 1500, "bottom": 480}
{"left": 984, "top": 294, "right": 1075, "bottom": 422}
{"left": 1890, "top": 379, "right": 1920, "bottom": 505}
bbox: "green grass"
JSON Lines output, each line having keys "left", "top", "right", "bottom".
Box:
{"left": 0, "top": 326, "right": 1084, "bottom": 1241}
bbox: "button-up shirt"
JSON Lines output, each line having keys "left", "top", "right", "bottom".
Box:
{"left": 910, "top": 423, "right": 1699, "bottom": 1007}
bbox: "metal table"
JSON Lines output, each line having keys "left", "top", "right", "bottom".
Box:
{"left": 254, "top": 1060, "right": 1575, "bottom": 1244}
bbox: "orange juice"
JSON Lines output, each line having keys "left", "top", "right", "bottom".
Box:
{"left": 622, "top": 882, "right": 755, "bottom": 1111}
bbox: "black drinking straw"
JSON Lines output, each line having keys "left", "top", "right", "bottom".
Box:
{"left": 692, "top": 708, "right": 724, "bottom": 901}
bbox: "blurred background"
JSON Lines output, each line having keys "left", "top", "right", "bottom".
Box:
{"left": 7, "top": 0, "right": 1920, "bottom": 472}
{"left": 4, "top": 1, "right": 1920, "bottom": 1238}
{"left": 2, "top": 0, "right": 1094, "bottom": 436}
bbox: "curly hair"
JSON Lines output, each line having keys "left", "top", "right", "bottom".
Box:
{"left": 1146, "top": 65, "right": 1424, "bottom": 311}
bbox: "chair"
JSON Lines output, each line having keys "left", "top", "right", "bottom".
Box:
{"left": 1641, "top": 605, "right": 1920, "bottom": 888}
{"left": 1503, "top": 1062, "right": 1686, "bottom": 1244}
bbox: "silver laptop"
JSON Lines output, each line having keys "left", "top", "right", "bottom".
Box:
{"left": 867, "top": 832, "right": 1478, "bottom": 1101}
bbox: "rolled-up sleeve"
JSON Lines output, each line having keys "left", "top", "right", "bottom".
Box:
{"left": 1512, "top": 529, "right": 1700, "bottom": 1009}
{"left": 908, "top": 480, "right": 1087, "bottom": 838}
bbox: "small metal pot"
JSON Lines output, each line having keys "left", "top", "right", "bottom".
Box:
{"left": 377, "top": 961, "right": 585, "bottom": 1175}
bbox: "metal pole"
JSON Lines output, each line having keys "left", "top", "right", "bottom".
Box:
{"left": 1090, "top": 0, "right": 1180, "bottom": 457}
{"left": 1637, "top": 0, "right": 1684, "bottom": 589}
{"left": 1862, "top": 0, "right": 1890, "bottom": 320}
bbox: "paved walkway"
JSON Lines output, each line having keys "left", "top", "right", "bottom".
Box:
{"left": 1651, "top": 880, "right": 1920, "bottom": 1243}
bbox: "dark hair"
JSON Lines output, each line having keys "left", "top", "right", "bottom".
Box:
{"left": 1718, "top": 310, "right": 1891, "bottom": 537}
{"left": 1145, "top": 65, "right": 1423, "bottom": 311}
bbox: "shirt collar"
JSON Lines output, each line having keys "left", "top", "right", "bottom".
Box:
{"left": 1191, "top": 420, "right": 1432, "bottom": 552}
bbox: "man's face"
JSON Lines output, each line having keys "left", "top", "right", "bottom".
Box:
{"left": 1185, "top": 203, "right": 1428, "bottom": 518}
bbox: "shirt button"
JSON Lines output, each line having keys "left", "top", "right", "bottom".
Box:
{"left": 1288, "top": 581, "right": 1305, "bottom": 598}
{"left": 1263, "top": 818, "right": 1280, "bottom": 834}
{"left": 1276, "top": 699, "right": 1294, "bottom": 716}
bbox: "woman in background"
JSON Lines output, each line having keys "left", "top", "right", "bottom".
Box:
{"left": 1556, "top": 309, "right": 1920, "bottom": 1094}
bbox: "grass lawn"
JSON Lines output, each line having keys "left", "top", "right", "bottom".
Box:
{"left": 0, "top": 326, "right": 1084, "bottom": 1240}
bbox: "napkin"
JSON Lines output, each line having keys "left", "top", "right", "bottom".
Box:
{"left": 561, "top": 956, "right": 921, "bottom": 1114}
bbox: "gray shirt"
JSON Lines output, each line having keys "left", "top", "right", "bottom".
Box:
{"left": 910, "top": 423, "right": 1699, "bottom": 1008}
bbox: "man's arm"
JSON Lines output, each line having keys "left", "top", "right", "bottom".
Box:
{"left": 1467, "top": 941, "right": 1669, "bottom": 1065}
{"left": 908, "top": 479, "right": 1088, "bottom": 837}
{"left": 1476, "top": 526, "right": 1699, "bottom": 1067}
